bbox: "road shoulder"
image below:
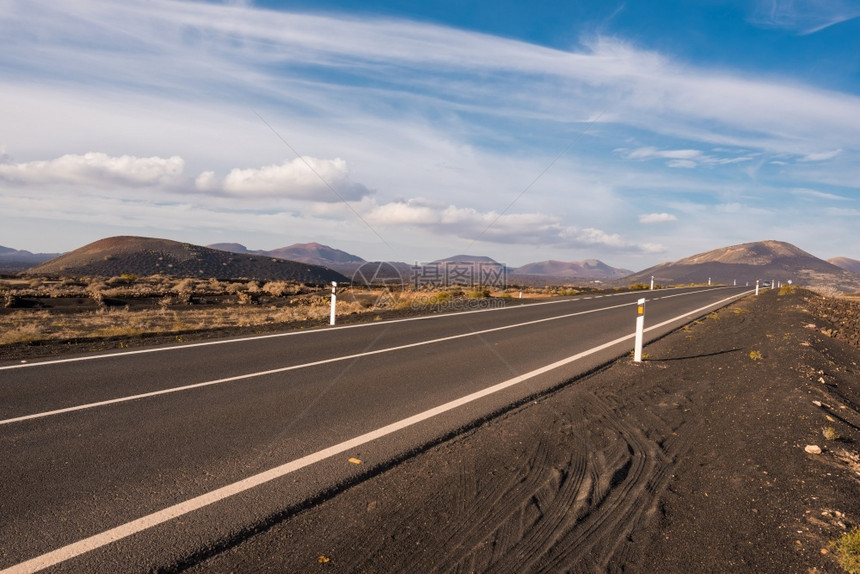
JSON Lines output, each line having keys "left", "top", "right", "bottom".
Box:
{"left": 186, "top": 289, "right": 860, "bottom": 572}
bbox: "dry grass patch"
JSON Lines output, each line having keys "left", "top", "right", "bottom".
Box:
{"left": 0, "top": 276, "right": 597, "bottom": 347}
{"left": 0, "top": 295, "right": 371, "bottom": 345}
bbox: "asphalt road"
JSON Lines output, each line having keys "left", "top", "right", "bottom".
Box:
{"left": 0, "top": 285, "right": 752, "bottom": 573}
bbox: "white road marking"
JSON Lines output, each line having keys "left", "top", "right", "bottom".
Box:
{"left": 0, "top": 286, "right": 731, "bottom": 371}
{"left": 0, "top": 294, "right": 580, "bottom": 371}
{"left": 0, "top": 300, "right": 634, "bottom": 426}
{"left": 1, "top": 289, "right": 750, "bottom": 574}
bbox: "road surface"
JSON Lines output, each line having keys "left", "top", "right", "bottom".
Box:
{"left": 0, "top": 286, "right": 751, "bottom": 573}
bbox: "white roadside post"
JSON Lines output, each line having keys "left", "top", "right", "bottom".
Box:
{"left": 329, "top": 281, "right": 337, "bottom": 325}
{"left": 755, "top": 280, "right": 760, "bottom": 296}
{"left": 650, "top": 276, "right": 654, "bottom": 290}
{"left": 634, "top": 297, "right": 646, "bottom": 363}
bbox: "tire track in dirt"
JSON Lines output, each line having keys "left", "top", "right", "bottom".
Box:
{"left": 424, "top": 434, "right": 562, "bottom": 571}
{"left": 278, "top": 377, "right": 700, "bottom": 574}
{"left": 531, "top": 393, "right": 657, "bottom": 573}
{"left": 426, "top": 383, "right": 694, "bottom": 574}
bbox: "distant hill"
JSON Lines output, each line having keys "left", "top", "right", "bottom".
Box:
{"left": 206, "top": 242, "right": 267, "bottom": 256}
{"left": 207, "top": 241, "right": 367, "bottom": 276}
{"left": 0, "top": 245, "right": 63, "bottom": 273}
{"left": 198, "top": 245, "right": 637, "bottom": 286}
{"left": 828, "top": 257, "right": 860, "bottom": 274}
{"left": 27, "top": 236, "right": 348, "bottom": 283}
{"left": 429, "top": 254, "right": 503, "bottom": 265}
{"left": 627, "top": 240, "right": 860, "bottom": 293}
{"left": 268, "top": 242, "right": 366, "bottom": 267}
{"left": 512, "top": 259, "right": 632, "bottom": 280}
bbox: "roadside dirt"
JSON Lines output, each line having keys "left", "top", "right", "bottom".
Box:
{"left": 179, "top": 288, "right": 860, "bottom": 573}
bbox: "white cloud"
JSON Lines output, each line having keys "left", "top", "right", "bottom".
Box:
{"left": 639, "top": 213, "right": 678, "bottom": 224}
{"left": 203, "top": 157, "right": 372, "bottom": 202}
{"left": 0, "top": 152, "right": 184, "bottom": 187}
{"left": 364, "top": 199, "right": 660, "bottom": 252}
{"left": 194, "top": 171, "right": 219, "bottom": 191}
{"left": 799, "top": 149, "right": 842, "bottom": 162}
{"left": 666, "top": 159, "right": 697, "bottom": 169}
{"left": 627, "top": 147, "right": 702, "bottom": 160}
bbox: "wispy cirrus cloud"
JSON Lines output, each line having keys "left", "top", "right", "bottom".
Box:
{"left": 789, "top": 188, "right": 850, "bottom": 201}
{"left": 5, "top": 1, "right": 860, "bottom": 159}
{"left": 799, "top": 149, "right": 842, "bottom": 162}
{"left": 618, "top": 147, "right": 758, "bottom": 169}
{"left": 750, "top": 0, "right": 860, "bottom": 34}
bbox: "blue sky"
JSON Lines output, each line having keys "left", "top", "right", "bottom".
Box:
{"left": 1, "top": 0, "right": 859, "bottom": 269}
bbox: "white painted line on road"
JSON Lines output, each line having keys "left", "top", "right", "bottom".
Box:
{"left": 0, "top": 300, "right": 636, "bottom": 426}
{"left": 0, "top": 294, "right": 581, "bottom": 372}
{"left": 0, "top": 289, "right": 751, "bottom": 574}
{"left": 0, "top": 286, "right": 736, "bottom": 371}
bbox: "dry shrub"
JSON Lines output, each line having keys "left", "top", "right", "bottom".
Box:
{"left": 107, "top": 275, "right": 135, "bottom": 287}
{"left": 262, "top": 281, "right": 292, "bottom": 297}
{"left": 0, "top": 323, "right": 43, "bottom": 345}
{"left": 88, "top": 287, "right": 106, "bottom": 308}
{"left": 207, "top": 278, "right": 227, "bottom": 293}
{"left": 237, "top": 291, "right": 256, "bottom": 305}
{"left": 172, "top": 278, "right": 196, "bottom": 294}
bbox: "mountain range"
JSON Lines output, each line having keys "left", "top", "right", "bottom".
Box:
{"left": 24, "top": 237, "right": 347, "bottom": 284}
{"left": 5, "top": 237, "right": 860, "bottom": 293}
{"left": 0, "top": 246, "right": 62, "bottom": 273}
{"left": 205, "top": 244, "right": 633, "bottom": 284}
{"left": 209, "top": 242, "right": 366, "bottom": 268}
{"left": 627, "top": 240, "right": 860, "bottom": 293}
{"left": 514, "top": 259, "right": 633, "bottom": 280}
